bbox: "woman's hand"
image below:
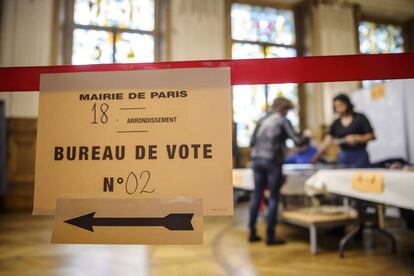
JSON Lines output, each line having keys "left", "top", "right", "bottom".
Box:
{"left": 344, "top": 135, "right": 358, "bottom": 145}
{"left": 344, "top": 133, "right": 375, "bottom": 145}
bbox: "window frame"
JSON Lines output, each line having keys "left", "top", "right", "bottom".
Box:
{"left": 355, "top": 14, "right": 407, "bottom": 89}
{"left": 62, "top": 0, "right": 161, "bottom": 65}
{"left": 228, "top": 0, "right": 304, "bottom": 150}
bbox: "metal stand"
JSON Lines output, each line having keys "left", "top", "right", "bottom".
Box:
{"left": 339, "top": 202, "right": 397, "bottom": 258}
{"left": 310, "top": 225, "right": 317, "bottom": 255}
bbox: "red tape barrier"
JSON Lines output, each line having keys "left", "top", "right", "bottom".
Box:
{"left": 0, "top": 53, "right": 413, "bottom": 92}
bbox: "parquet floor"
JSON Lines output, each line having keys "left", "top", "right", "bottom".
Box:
{"left": 1, "top": 203, "right": 414, "bottom": 276}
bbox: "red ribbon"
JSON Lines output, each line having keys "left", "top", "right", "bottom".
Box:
{"left": 0, "top": 53, "right": 413, "bottom": 92}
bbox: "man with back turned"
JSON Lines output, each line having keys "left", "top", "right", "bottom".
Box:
{"left": 249, "top": 97, "right": 306, "bottom": 245}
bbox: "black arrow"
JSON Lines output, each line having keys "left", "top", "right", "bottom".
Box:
{"left": 64, "top": 212, "right": 194, "bottom": 232}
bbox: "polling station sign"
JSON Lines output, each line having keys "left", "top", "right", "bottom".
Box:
{"left": 33, "top": 68, "right": 233, "bottom": 216}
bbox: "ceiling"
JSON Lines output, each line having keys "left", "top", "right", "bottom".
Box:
{"left": 263, "top": 0, "right": 414, "bottom": 23}
{"left": 352, "top": 0, "right": 414, "bottom": 23}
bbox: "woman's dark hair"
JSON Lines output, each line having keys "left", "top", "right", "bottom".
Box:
{"left": 333, "top": 93, "right": 354, "bottom": 113}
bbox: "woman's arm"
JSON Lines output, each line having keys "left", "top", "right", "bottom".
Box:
{"left": 344, "top": 132, "right": 375, "bottom": 145}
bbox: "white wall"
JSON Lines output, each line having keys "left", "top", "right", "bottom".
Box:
{"left": 351, "top": 79, "right": 414, "bottom": 163}
{"left": 0, "top": 0, "right": 54, "bottom": 118}
{"left": 403, "top": 80, "right": 414, "bottom": 163}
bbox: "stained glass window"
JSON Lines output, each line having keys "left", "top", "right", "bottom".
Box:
{"left": 74, "top": 0, "right": 154, "bottom": 31}
{"left": 359, "top": 21, "right": 404, "bottom": 54}
{"left": 231, "top": 3, "right": 295, "bottom": 45}
{"left": 70, "top": 0, "right": 155, "bottom": 65}
{"left": 115, "top": 32, "right": 154, "bottom": 63}
{"left": 232, "top": 43, "right": 264, "bottom": 59}
{"left": 231, "top": 3, "right": 298, "bottom": 147}
{"left": 72, "top": 29, "right": 113, "bottom": 64}
{"left": 265, "top": 46, "right": 296, "bottom": 58}
{"left": 233, "top": 85, "right": 267, "bottom": 147}
{"left": 358, "top": 21, "right": 404, "bottom": 88}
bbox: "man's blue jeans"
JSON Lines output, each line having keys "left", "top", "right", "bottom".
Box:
{"left": 249, "top": 159, "right": 283, "bottom": 241}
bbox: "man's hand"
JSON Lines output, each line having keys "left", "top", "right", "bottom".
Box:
{"left": 311, "top": 153, "right": 320, "bottom": 164}
{"left": 303, "top": 129, "right": 313, "bottom": 138}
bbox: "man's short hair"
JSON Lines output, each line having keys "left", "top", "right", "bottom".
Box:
{"left": 272, "top": 97, "right": 294, "bottom": 111}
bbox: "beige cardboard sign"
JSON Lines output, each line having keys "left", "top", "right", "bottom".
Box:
{"left": 371, "top": 83, "right": 385, "bottom": 100}
{"left": 34, "top": 68, "right": 233, "bottom": 216}
{"left": 352, "top": 172, "right": 384, "bottom": 193}
{"left": 52, "top": 197, "right": 203, "bottom": 244}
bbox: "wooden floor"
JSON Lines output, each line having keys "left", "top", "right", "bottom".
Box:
{"left": 1, "top": 203, "right": 414, "bottom": 276}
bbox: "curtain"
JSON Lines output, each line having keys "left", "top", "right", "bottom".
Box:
{"left": 0, "top": 101, "right": 7, "bottom": 195}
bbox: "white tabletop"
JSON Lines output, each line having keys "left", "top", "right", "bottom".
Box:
{"left": 233, "top": 165, "right": 335, "bottom": 195}
{"left": 305, "top": 169, "right": 414, "bottom": 211}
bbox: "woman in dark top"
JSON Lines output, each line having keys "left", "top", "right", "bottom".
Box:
{"left": 312, "top": 94, "right": 375, "bottom": 168}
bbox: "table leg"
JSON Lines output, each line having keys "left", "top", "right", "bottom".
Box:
{"left": 376, "top": 227, "right": 397, "bottom": 254}
{"left": 310, "top": 225, "right": 317, "bottom": 255}
{"left": 339, "top": 224, "right": 360, "bottom": 258}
